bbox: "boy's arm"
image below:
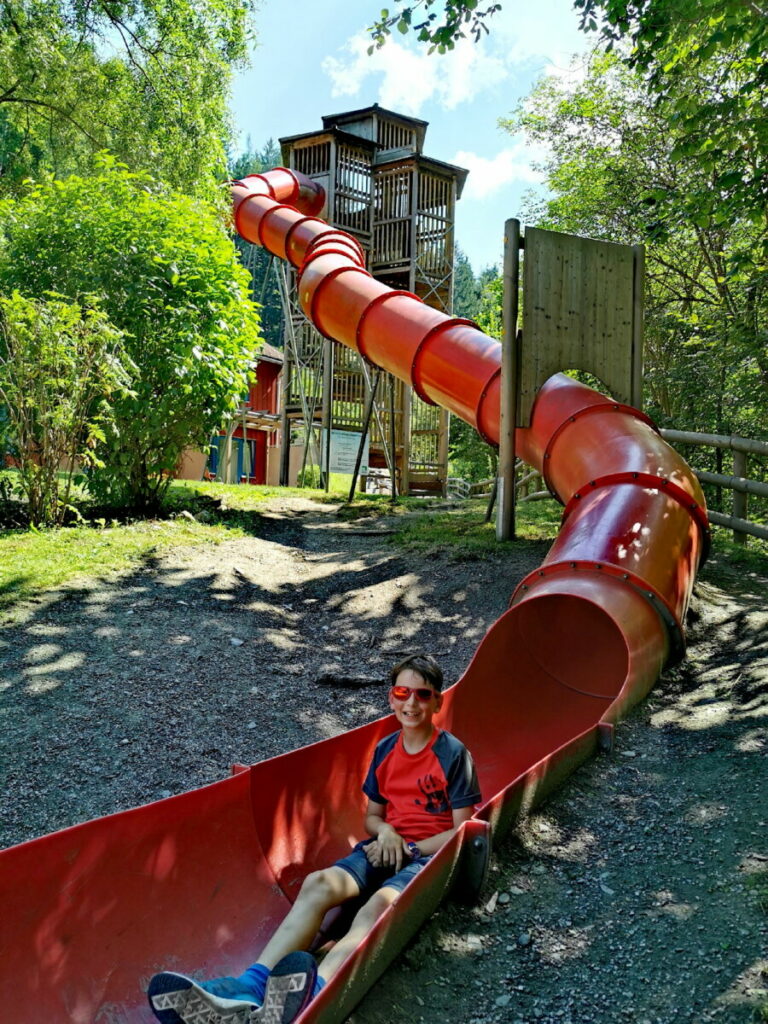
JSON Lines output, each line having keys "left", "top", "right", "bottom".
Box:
{"left": 409, "top": 805, "right": 475, "bottom": 857}
{"left": 364, "top": 799, "right": 407, "bottom": 871}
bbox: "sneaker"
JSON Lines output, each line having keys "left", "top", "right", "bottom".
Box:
{"left": 147, "top": 971, "right": 260, "bottom": 1024}
{"left": 259, "top": 952, "right": 317, "bottom": 1024}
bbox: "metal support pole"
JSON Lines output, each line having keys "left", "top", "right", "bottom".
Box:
{"left": 497, "top": 219, "right": 520, "bottom": 541}
{"left": 321, "top": 339, "right": 334, "bottom": 491}
{"left": 348, "top": 370, "right": 381, "bottom": 503}
{"left": 389, "top": 375, "right": 398, "bottom": 502}
{"left": 279, "top": 351, "right": 292, "bottom": 486}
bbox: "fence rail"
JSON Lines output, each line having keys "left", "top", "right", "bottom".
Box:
{"left": 659, "top": 428, "right": 767, "bottom": 546}
{"left": 448, "top": 428, "right": 768, "bottom": 548}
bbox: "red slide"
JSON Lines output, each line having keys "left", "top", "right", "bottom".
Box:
{"left": 0, "top": 169, "right": 709, "bottom": 1023}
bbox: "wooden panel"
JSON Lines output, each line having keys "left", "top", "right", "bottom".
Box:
{"left": 520, "top": 227, "right": 642, "bottom": 424}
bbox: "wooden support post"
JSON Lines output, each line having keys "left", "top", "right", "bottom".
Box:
{"left": 437, "top": 408, "right": 450, "bottom": 498}
{"left": 497, "top": 219, "right": 520, "bottom": 541}
{"left": 401, "top": 386, "right": 412, "bottom": 496}
{"left": 321, "top": 339, "right": 334, "bottom": 491}
{"left": 732, "top": 450, "right": 748, "bottom": 545}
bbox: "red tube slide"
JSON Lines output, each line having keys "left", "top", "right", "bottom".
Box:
{"left": 0, "top": 169, "right": 709, "bottom": 1023}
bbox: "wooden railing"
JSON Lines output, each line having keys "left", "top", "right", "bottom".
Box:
{"left": 448, "top": 430, "right": 768, "bottom": 548}
{"left": 660, "top": 429, "right": 768, "bottom": 545}
{"left": 447, "top": 465, "right": 548, "bottom": 503}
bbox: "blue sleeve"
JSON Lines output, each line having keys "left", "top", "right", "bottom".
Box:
{"left": 436, "top": 732, "right": 481, "bottom": 809}
{"left": 361, "top": 732, "right": 398, "bottom": 804}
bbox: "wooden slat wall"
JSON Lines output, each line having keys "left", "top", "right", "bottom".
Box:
{"left": 293, "top": 140, "right": 331, "bottom": 176}
{"left": 416, "top": 172, "right": 450, "bottom": 276}
{"left": 373, "top": 167, "right": 412, "bottom": 267}
{"left": 377, "top": 119, "right": 415, "bottom": 151}
{"left": 335, "top": 144, "right": 373, "bottom": 242}
{"left": 520, "top": 227, "right": 641, "bottom": 424}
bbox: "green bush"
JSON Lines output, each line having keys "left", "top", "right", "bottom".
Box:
{"left": 0, "top": 157, "right": 260, "bottom": 512}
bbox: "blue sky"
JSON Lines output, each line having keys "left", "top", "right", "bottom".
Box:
{"left": 231, "top": 0, "right": 591, "bottom": 275}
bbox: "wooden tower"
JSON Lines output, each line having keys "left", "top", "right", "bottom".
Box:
{"left": 279, "top": 105, "right": 467, "bottom": 494}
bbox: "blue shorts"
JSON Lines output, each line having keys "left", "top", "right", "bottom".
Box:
{"left": 334, "top": 839, "right": 432, "bottom": 896}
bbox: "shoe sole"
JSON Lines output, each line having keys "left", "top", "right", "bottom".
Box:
{"left": 261, "top": 952, "right": 317, "bottom": 1024}
{"left": 148, "top": 972, "right": 259, "bottom": 1024}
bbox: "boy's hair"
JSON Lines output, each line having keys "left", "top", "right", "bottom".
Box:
{"left": 389, "top": 653, "right": 444, "bottom": 693}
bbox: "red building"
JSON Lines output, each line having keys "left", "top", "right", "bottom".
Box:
{"left": 177, "top": 344, "right": 283, "bottom": 486}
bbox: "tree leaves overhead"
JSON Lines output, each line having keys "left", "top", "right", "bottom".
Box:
{"left": 573, "top": 0, "right": 768, "bottom": 239}
{"left": 0, "top": 0, "right": 256, "bottom": 194}
{"left": 368, "top": 0, "right": 502, "bottom": 54}
{"left": 366, "top": 0, "right": 766, "bottom": 239}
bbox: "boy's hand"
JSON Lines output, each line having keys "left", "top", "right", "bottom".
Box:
{"left": 364, "top": 841, "right": 382, "bottom": 867}
{"left": 375, "top": 824, "right": 405, "bottom": 870}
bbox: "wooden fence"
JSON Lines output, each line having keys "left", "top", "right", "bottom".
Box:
{"left": 659, "top": 429, "right": 768, "bottom": 545}
{"left": 448, "top": 429, "right": 768, "bottom": 548}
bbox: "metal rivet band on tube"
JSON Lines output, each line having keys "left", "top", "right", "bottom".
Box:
{"left": 540, "top": 401, "right": 659, "bottom": 500}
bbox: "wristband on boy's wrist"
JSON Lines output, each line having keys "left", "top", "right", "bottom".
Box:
{"left": 407, "top": 841, "right": 421, "bottom": 858}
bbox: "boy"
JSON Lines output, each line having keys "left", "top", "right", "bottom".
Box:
{"left": 148, "top": 653, "right": 480, "bottom": 1024}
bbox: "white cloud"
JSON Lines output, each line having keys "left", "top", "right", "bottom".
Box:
{"left": 321, "top": 33, "right": 508, "bottom": 116}
{"left": 453, "top": 143, "right": 547, "bottom": 200}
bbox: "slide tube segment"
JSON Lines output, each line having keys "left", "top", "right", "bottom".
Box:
{"left": 233, "top": 169, "right": 709, "bottom": 666}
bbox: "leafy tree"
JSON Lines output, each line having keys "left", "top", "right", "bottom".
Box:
{"left": 453, "top": 245, "right": 481, "bottom": 321}
{"left": 367, "top": 1, "right": 767, "bottom": 244}
{"left": 0, "top": 158, "right": 260, "bottom": 511}
{"left": 368, "top": 0, "right": 502, "bottom": 54}
{"left": 0, "top": 291, "right": 132, "bottom": 525}
{"left": 0, "top": 0, "right": 255, "bottom": 195}
{"left": 574, "top": 0, "right": 768, "bottom": 243}
{"left": 229, "top": 137, "right": 282, "bottom": 183}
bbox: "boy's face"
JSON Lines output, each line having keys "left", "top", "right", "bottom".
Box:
{"left": 388, "top": 668, "right": 442, "bottom": 732}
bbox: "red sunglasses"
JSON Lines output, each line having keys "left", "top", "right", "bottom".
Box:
{"left": 390, "top": 684, "right": 438, "bottom": 702}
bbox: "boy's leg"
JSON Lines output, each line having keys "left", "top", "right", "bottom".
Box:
{"left": 314, "top": 885, "right": 400, "bottom": 984}
{"left": 256, "top": 866, "right": 362, "bottom": 970}
{"left": 147, "top": 867, "right": 360, "bottom": 1024}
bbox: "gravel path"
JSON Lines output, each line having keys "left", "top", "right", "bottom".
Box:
{"left": 1, "top": 498, "right": 766, "bottom": 1023}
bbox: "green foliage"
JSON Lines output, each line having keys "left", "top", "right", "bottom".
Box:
{"left": 390, "top": 498, "right": 561, "bottom": 556}
{"left": 0, "top": 158, "right": 260, "bottom": 511}
{"left": 368, "top": 0, "right": 502, "bottom": 54}
{"left": 505, "top": 53, "right": 768, "bottom": 448}
{"left": 449, "top": 252, "right": 502, "bottom": 481}
{"left": 0, "top": 0, "right": 255, "bottom": 195}
{"left": 229, "top": 137, "right": 281, "bottom": 183}
{"left": 0, "top": 291, "right": 132, "bottom": 525}
{"left": 367, "top": 0, "right": 766, "bottom": 250}
{"left": 575, "top": 0, "right": 768, "bottom": 244}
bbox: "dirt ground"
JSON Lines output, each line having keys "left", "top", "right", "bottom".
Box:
{"left": 1, "top": 497, "right": 766, "bottom": 1024}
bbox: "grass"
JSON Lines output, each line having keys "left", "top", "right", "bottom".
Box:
{"left": 0, "top": 516, "right": 243, "bottom": 612}
{"left": 0, "top": 477, "right": 446, "bottom": 612}
{"left": 3, "top": 471, "right": 765, "bottom": 616}
{"left": 389, "top": 497, "right": 563, "bottom": 557}
{"left": 709, "top": 527, "right": 768, "bottom": 573}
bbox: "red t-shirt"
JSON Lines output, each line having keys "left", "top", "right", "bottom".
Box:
{"left": 362, "top": 728, "right": 481, "bottom": 843}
